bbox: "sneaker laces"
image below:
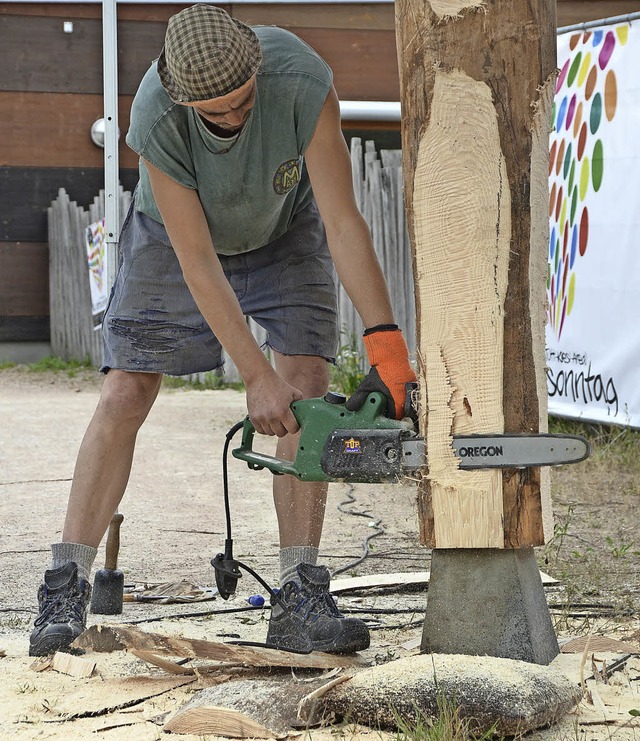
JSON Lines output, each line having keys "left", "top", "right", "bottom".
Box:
{"left": 34, "top": 582, "right": 89, "bottom": 627}
{"left": 283, "top": 581, "right": 343, "bottom": 624}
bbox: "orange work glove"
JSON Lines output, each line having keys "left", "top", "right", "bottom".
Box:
{"left": 345, "top": 325, "right": 417, "bottom": 420}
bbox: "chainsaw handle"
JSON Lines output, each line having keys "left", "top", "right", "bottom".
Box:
{"left": 232, "top": 393, "right": 401, "bottom": 480}
{"left": 234, "top": 415, "right": 299, "bottom": 476}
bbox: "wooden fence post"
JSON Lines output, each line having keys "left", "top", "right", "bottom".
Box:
{"left": 395, "top": 1, "right": 560, "bottom": 663}
{"left": 48, "top": 187, "right": 131, "bottom": 367}
{"left": 396, "top": 0, "right": 557, "bottom": 550}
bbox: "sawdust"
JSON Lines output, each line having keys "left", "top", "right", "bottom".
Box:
{"left": 321, "top": 653, "right": 583, "bottom": 735}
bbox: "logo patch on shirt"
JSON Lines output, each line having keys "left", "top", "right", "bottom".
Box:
{"left": 273, "top": 159, "right": 301, "bottom": 195}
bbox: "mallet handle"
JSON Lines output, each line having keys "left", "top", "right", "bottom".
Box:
{"left": 105, "top": 512, "right": 124, "bottom": 571}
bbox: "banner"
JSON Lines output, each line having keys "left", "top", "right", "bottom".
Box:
{"left": 85, "top": 218, "right": 108, "bottom": 329}
{"left": 547, "top": 20, "right": 640, "bottom": 427}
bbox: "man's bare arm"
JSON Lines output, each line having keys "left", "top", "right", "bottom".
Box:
{"left": 304, "top": 88, "right": 416, "bottom": 420}
{"left": 304, "top": 87, "right": 395, "bottom": 329}
{"left": 144, "top": 160, "right": 301, "bottom": 436}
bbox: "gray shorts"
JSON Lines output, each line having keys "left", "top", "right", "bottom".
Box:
{"left": 102, "top": 201, "right": 339, "bottom": 375}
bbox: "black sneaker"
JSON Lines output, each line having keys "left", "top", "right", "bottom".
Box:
{"left": 266, "top": 564, "right": 370, "bottom": 654}
{"left": 29, "top": 562, "right": 92, "bottom": 657}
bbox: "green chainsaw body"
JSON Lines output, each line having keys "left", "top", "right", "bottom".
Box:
{"left": 232, "top": 392, "right": 414, "bottom": 482}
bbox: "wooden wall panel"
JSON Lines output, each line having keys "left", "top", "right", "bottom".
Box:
{"left": 0, "top": 2, "right": 395, "bottom": 27}
{"left": 557, "top": 1, "right": 640, "bottom": 26}
{"left": 0, "top": 13, "right": 398, "bottom": 101}
{"left": 0, "top": 3, "right": 223, "bottom": 21}
{"left": 291, "top": 27, "right": 399, "bottom": 101}
{"left": 0, "top": 243, "right": 49, "bottom": 315}
{"left": 0, "top": 92, "right": 137, "bottom": 168}
{"left": 0, "top": 316, "right": 49, "bottom": 342}
{"left": 0, "top": 241, "right": 50, "bottom": 341}
{"left": 232, "top": 3, "right": 395, "bottom": 29}
{"left": 0, "top": 15, "right": 165, "bottom": 95}
{"left": 3, "top": 1, "right": 636, "bottom": 28}
{"left": 0, "top": 167, "right": 139, "bottom": 243}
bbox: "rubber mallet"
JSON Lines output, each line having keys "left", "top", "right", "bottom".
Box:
{"left": 90, "top": 512, "right": 125, "bottom": 614}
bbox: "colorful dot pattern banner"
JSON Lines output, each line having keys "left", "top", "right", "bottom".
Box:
{"left": 547, "top": 23, "right": 629, "bottom": 339}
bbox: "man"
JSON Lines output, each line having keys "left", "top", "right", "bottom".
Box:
{"left": 29, "top": 4, "right": 416, "bottom": 656}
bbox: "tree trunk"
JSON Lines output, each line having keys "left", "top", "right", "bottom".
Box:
{"left": 396, "top": 0, "right": 557, "bottom": 548}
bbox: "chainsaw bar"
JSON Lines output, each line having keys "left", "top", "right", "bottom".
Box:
{"left": 402, "top": 433, "right": 590, "bottom": 471}
{"left": 233, "top": 393, "right": 591, "bottom": 483}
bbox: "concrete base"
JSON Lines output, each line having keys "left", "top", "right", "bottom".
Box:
{"left": 421, "top": 548, "right": 559, "bottom": 665}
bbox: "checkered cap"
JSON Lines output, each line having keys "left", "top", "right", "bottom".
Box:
{"left": 157, "top": 4, "right": 263, "bottom": 102}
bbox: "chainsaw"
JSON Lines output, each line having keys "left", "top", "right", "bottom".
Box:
{"left": 210, "top": 389, "right": 589, "bottom": 643}
{"left": 232, "top": 390, "right": 590, "bottom": 481}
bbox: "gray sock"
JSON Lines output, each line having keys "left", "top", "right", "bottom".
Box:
{"left": 279, "top": 545, "right": 319, "bottom": 586}
{"left": 51, "top": 542, "right": 98, "bottom": 582}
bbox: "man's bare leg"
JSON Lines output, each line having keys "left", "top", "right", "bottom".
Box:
{"left": 272, "top": 352, "right": 329, "bottom": 553}
{"left": 30, "top": 370, "right": 163, "bottom": 656}
{"left": 266, "top": 352, "right": 370, "bottom": 653}
{"left": 62, "top": 370, "right": 163, "bottom": 547}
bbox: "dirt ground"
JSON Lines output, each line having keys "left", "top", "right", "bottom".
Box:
{"left": 0, "top": 367, "right": 638, "bottom": 740}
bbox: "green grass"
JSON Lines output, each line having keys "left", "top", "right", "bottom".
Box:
{"left": 391, "top": 696, "right": 502, "bottom": 741}
{"left": 541, "top": 415, "right": 640, "bottom": 617}
{"left": 330, "top": 331, "right": 367, "bottom": 395}
{"left": 548, "top": 416, "right": 640, "bottom": 471}
{"left": 162, "top": 371, "right": 244, "bottom": 392}
{"left": 26, "top": 355, "right": 93, "bottom": 377}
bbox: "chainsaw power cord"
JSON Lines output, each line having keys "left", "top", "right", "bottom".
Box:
{"left": 331, "top": 484, "right": 385, "bottom": 577}
{"left": 212, "top": 421, "right": 283, "bottom": 603}
{"left": 210, "top": 420, "right": 318, "bottom": 654}
{"left": 222, "top": 420, "right": 244, "bottom": 544}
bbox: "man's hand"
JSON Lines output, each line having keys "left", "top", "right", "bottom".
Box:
{"left": 245, "top": 371, "right": 303, "bottom": 437}
{"left": 346, "top": 325, "right": 417, "bottom": 420}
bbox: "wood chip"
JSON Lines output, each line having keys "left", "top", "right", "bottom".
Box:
{"left": 30, "top": 656, "right": 53, "bottom": 672}
{"left": 128, "top": 650, "right": 195, "bottom": 675}
{"left": 164, "top": 674, "right": 339, "bottom": 738}
{"left": 330, "top": 571, "right": 431, "bottom": 593}
{"left": 73, "top": 624, "right": 366, "bottom": 670}
{"left": 297, "top": 674, "right": 351, "bottom": 722}
{"left": 330, "top": 569, "right": 557, "bottom": 594}
{"left": 164, "top": 705, "right": 280, "bottom": 739}
{"left": 399, "top": 637, "right": 421, "bottom": 652}
{"left": 561, "top": 636, "right": 640, "bottom": 655}
{"left": 52, "top": 651, "right": 97, "bottom": 678}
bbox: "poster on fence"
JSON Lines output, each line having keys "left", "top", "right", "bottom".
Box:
{"left": 546, "top": 19, "right": 640, "bottom": 428}
{"left": 85, "top": 218, "right": 108, "bottom": 329}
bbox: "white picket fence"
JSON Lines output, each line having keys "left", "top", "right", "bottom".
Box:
{"left": 348, "top": 139, "right": 415, "bottom": 355}
{"left": 47, "top": 139, "right": 414, "bottom": 379}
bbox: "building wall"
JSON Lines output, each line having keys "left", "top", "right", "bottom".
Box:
{"left": 1, "top": 0, "right": 639, "bottom": 343}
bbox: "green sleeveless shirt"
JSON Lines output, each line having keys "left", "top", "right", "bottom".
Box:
{"left": 126, "top": 26, "right": 333, "bottom": 255}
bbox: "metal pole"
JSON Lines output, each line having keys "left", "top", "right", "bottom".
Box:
{"left": 102, "top": 0, "right": 119, "bottom": 292}
{"left": 558, "top": 11, "right": 640, "bottom": 35}
{"left": 98, "top": 0, "right": 125, "bottom": 594}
